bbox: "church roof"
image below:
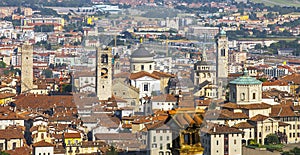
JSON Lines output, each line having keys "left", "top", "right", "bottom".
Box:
{"left": 131, "top": 44, "right": 153, "bottom": 58}
{"left": 229, "top": 69, "right": 262, "bottom": 85}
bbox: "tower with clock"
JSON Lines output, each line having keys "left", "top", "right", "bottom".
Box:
{"left": 96, "top": 47, "right": 112, "bottom": 100}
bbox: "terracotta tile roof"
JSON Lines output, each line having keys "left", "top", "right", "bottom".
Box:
{"left": 201, "top": 123, "right": 243, "bottom": 134}
{"left": 167, "top": 112, "right": 203, "bottom": 128}
{"left": 263, "top": 80, "right": 288, "bottom": 86}
{"left": 4, "top": 146, "right": 31, "bottom": 155}
{"left": 33, "top": 140, "right": 54, "bottom": 147}
{"left": 281, "top": 73, "right": 300, "bottom": 85}
{"left": 0, "top": 92, "right": 15, "bottom": 99}
{"left": 240, "top": 102, "right": 272, "bottom": 110}
{"left": 15, "top": 95, "right": 76, "bottom": 110}
{"left": 232, "top": 122, "right": 254, "bottom": 129}
{"left": 151, "top": 94, "right": 177, "bottom": 102}
{"left": 113, "top": 72, "right": 131, "bottom": 78}
{"left": 270, "top": 104, "right": 297, "bottom": 117}
{"left": 0, "top": 128, "right": 24, "bottom": 140}
{"left": 129, "top": 71, "right": 160, "bottom": 80}
{"left": 94, "top": 133, "right": 138, "bottom": 141}
{"left": 205, "top": 109, "right": 249, "bottom": 120}
{"left": 249, "top": 114, "right": 269, "bottom": 122}
{"left": 144, "top": 120, "right": 170, "bottom": 131}
{"left": 63, "top": 132, "right": 81, "bottom": 139}
{"left": 152, "top": 71, "right": 175, "bottom": 78}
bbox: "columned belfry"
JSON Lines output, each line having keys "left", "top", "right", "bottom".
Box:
{"left": 216, "top": 29, "right": 229, "bottom": 99}
{"left": 96, "top": 47, "right": 112, "bottom": 100}
{"left": 21, "top": 44, "right": 34, "bottom": 93}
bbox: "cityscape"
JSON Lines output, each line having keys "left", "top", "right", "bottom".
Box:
{"left": 0, "top": 0, "right": 300, "bottom": 155}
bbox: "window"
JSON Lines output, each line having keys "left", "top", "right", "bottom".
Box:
{"left": 216, "top": 140, "right": 218, "bottom": 145}
{"left": 160, "top": 144, "right": 163, "bottom": 150}
{"left": 167, "top": 136, "right": 169, "bottom": 141}
{"left": 241, "top": 93, "right": 245, "bottom": 101}
{"left": 12, "top": 142, "right": 16, "bottom": 149}
{"left": 253, "top": 93, "right": 256, "bottom": 99}
{"left": 234, "top": 139, "right": 236, "bottom": 144}
{"left": 143, "top": 83, "right": 149, "bottom": 91}
{"left": 68, "top": 140, "right": 71, "bottom": 145}
{"left": 133, "top": 65, "right": 136, "bottom": 71}
{"left": 141, "top": 65, "right": 144, "bottom": 70}
{"left": 153, "top": 136, "right": 156, "bottom": 142}
{"left": 152, "top": 144, "right": 157, "bottom": 148}
{"left": 101, "top": 54, "right": 108, "bottom": 63}
{"left": 221, "top": 49, "right": 226, "bottom": 56}
{"left": 160, "top": 136, "right": 163, "bottom": 141}
{"left": 41, "top": 133, "right": 44, "bottom": 139}
{"left": 150, "top": 65, "right": 152, "bottom": 70}
{"left": 0, "top": 143, "right": 3, "bottom": 150}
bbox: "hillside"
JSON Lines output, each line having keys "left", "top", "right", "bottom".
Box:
{"left": 250, "top": 0, "right": 300, "bottom": 7}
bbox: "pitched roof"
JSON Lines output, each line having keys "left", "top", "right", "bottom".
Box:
{"left": 129, "top": 71, "right": 160, "bottom": 80}
{"left": 205, "top": 109, "right": 248, "bottom": 120}
{"left": 249, "top": 114, "right": 269, "bottom": 122}
{"left": 0, "top": 129, "right": 24, "bottom": 140}
{"left": 151, "top": 94, "right": 177, "bottom": 102}
{"left": 63, "top": 133, "right": 81, "bottom": 139}
{"left": 131, "top": 44, "right": 153, "bottom": 58}
{"left": 33, "top": 140, "right": 54, "bottom": 147}
{"left": 270, "top": 105, "right": 297, "bottom": 117}
{"left": 152, "top": 71, "right": 175, "bottom": 78}
{"left": 232, "top": 122, "right": 254, "bottom": 129}
{"left": 4, "top": 147, "right": 31, "bottom": 155}
{"left": 262, "top": 80, "right": 288, "bottom": 86}
{"left": 201, "top": 123, "right": 243, "bottom": 134}
{"left": 281, "top": 73, "right": 300, "bottom": 85}
{"left": 94, "top": 133, "right": 138, "bottom": 141}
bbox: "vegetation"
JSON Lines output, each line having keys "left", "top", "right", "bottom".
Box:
{"left": 265, "top": 134, "right": 280, "bottom": 145}
{"left": 282, "top": 147, "right": 300, "bottom": 155}
{"left": 0, "top": 151, "right": 10, "bottom": 155}
{"left": 0, "top": 61, "right": 7, "bottom": 68}
{"left": 42, "top": 69, "right": 53, "bottom": 78}
{"left": 0, "top": 0, "right": 92, "bottom": 7}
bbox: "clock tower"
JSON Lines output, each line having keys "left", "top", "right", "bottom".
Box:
{"left": 96, "top": 47, "right": 112, "bottom": 100}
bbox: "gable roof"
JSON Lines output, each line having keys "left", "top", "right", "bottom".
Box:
{"left": 33, "top": 140, "right": 54, "bottom": 147}
{"left": 129, "top": 71, "right": 160, "bottom": 80}
{"left": 201, "top": 123, "right": 243, "bottom": 134}
{"left": 0, "top": 129, "right": 24, "bottom": 140}
{"left": 232, "top": 122, "right": 255, "bottom": 129}
{"left": 250, "top": 114, "right": 269, "bottom": 122}
{"left": 151, "top": 94, "right": 177, "bottom": 102}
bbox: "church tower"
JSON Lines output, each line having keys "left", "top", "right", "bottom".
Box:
{"left": 96, "top": 47, "right": 112, "bottom": 100}
{"left": 21, "top": 44, "right": 34, "bottom": 93}
{"left": 216, "top": 29, "right": 229, "bottom": 98}
{"left": 216, "top": 29, "right": 228, "bottom": 79}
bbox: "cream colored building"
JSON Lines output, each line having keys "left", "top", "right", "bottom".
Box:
{"left": 130, "top": 44, "right": 155, "bottom": 73}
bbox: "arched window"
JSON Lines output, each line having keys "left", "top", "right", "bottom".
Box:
{"left": 221, "top": 49, "right": 226, "bottom": 56}
{"left": 41, "top": 133, "right": 44, "bottom": 139}
{"left": 101, "top": 54, "right": 108, "bottom": 63}
{"left": 241, "top": 93, "right": 245, "bottom": 101}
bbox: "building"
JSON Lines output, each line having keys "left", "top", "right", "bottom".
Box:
{"left": 130, "top": 44, "right": 155, "bottom": 73}
{"left": 0, "top": 129, "right": 24, "bottom": 150}
{"left": 21, "top": 44, "right": 34, "bottom": 93}
{"left": 216, "top": 30, "right": 229, "bottom": 98}
{"left": 32, "top": 140, "right": 54, "bottom": 155}
{"left": 96, "top": 47, "right": 112, "bottom": 100}
{"left": 201, "top": 123, "right": 243, "bottom": 155}
{"left": 229, "top": 69, "right": 262, "bottom": 105}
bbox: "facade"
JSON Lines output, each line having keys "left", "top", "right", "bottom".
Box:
{"left": 130, "top": 44, "right": 155, "bottom": 73}
{"left": 151, "top": 94, "right": 178, "bottom": 111}
{"left": 229, "top": 69, "right": 262, "bottom": 105}
{"left": 21, "top": 44, "right": 34, "bottom": 93}
{"left": 201, "top": 123, "right": 243, "bottom": 155}
{"left": 32, "top": 140, "right": 54, "bottom": 155}
{"left": 146, "top": 122, "right": 172, "bottom": 155}
{"left": 216, "top": 30, "right": 229, "bottom": 98}
{"left": 96, "top": 47, "right": 112, "bottom": 100}
{"left": 0, "top": 129, "right": 24, "bottom": 151}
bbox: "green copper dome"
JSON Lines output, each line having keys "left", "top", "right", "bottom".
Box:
{"left": 229, "top": 69, "right": 262, "bottom": 85}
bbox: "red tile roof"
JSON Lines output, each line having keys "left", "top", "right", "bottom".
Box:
{"left": 129, "top": 71, "right": 160, "bottom": 80}
{"left": 33, "top": 140, "right": 54, "bottom": 147}
{"left": 63, "top": 133, "right": 81, "bottom": 139}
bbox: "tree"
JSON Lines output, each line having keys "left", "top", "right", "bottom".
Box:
{"left": 0, "top": 61, "right": 6, "bottom": 68}
{"left": 265, "top": 134, "right": 280, "bottom": 145}
{"left": 42, "top": 69, "right": 53, "bottom": 78}
{"left": 255, "top": 44, "right": 262, "bottom": 50}
{"left": 62, "top": 84, "right": 72, "bottom": 93}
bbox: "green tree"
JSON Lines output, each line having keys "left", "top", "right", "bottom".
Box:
{"left": 265, "top": 134, "right": 280, "bottom": 145}
{"left": 106, "top": 145, "right": 118, "bottom": 155}
{"left": 62, "top": 84, "right": 72, "bottom": 93}
{"left": 42, "top": 69, "right": 53, "bottom": 78}
{"left": 0, "top": 61, "right": 7, "bottom": 68}
{"left": 0, "top": 151, "right": 10, "bottom": 155}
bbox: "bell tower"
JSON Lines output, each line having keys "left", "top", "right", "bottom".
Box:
{"left": 96, "top": 47, "right": 112, "bottom": 100}
{"left": 21, "top": 44, "right": 34, "bottom": 93}
{"left": 216, "top": 29, "right": 229, "bottom": 99}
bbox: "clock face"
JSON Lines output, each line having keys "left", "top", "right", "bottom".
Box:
{"left": 101, "top": 68, "right": 108, "bottom": 78}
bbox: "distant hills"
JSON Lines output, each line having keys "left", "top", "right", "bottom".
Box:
{"left": 249, "top": 0, "right": 300, "bottom": 7}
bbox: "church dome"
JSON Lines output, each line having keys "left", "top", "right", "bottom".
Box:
{"left": 131, "top": 44, "right": 153, "bottom": 58}
{"left": 229, "top": 69, "right": 262, "bottom": 85}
